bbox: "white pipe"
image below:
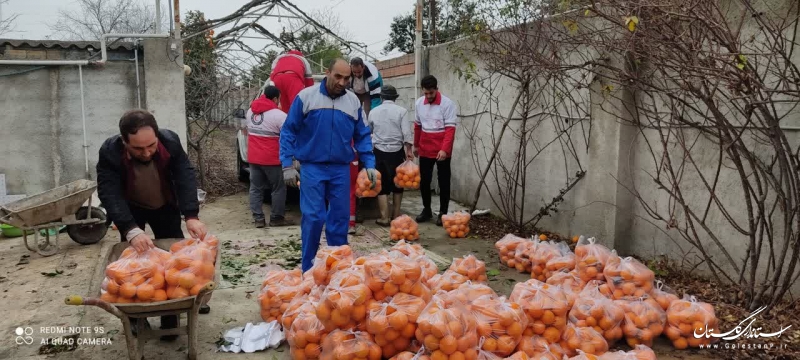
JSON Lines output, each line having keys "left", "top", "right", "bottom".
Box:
{"left": 99, "top": 33, "right": 170, "bottom": 66}
{"left": 79, "top": 65, "right": 90, "bottom": 180}
{"left": 415, "top": 0, "right": 423, "bottom": 100}
{"left": 0, "top": 33, "right": 170, "bottom": 66}
{"left": 155, "top": 0, "right": 162, "bottom": 34}
{"left": 134, "top": 40, "right": 141, "bottom": 108}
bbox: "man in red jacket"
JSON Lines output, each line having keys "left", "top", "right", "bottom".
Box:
{"left": 413, "top": 75, "right": 459, "bottom": 225}
{"left": 270, "top": 50, "right": 315, "bottom": 113}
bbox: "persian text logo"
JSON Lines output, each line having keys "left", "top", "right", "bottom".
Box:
{"left": 15, "top": 327, "right": 34, "bottom": 345}
{"left": 694, "top": 306, "right": 791, "bottom": 341}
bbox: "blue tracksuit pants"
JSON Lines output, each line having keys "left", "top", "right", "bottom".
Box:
{"left": 300, "top": 163, "right": 351, "bottom": 271}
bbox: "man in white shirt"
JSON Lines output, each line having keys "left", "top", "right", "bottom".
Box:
{"left": 367, "top": 85, "right": 414, "bottom": 225}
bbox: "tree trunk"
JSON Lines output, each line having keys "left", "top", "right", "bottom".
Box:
{"left": 196, "top": 145, "right": 207, "bottom": 189}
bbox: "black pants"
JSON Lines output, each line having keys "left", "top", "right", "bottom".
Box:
{"left": 419, "top": 157, "right": 451, "bottom": 215}
{"left": 121, "top": 203, "right": 183, "bottom": 329}
{"left": 375, "top": 148, "right": 406, "bottom": 195}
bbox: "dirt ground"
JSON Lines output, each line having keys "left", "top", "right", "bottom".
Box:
{"left": 0, "top": 192, "right": 725, "bottom": 359}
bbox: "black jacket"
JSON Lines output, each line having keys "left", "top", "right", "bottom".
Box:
{"left": 96, "top": 129, "right": 199, "bottom": 237}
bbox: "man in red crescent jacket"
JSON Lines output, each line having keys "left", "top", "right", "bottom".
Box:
{"left": 413, "top": 75, "right": 459, "bottom": 226}
{"left": 270, "top": 50, "right": 315, "bottom": 113}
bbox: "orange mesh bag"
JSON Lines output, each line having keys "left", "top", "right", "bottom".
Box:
{"left": 442, "top": 211, "right": 471, "bottom": 238}
{"left": 367, "top": 293, "right": 428, "bottom": 357}
{"left": 287, "top": 298, "right": 328, "bottom": 360}
{"left": 390, "top": 347, "right": 430, "bottom": 360}
{"left": 395, "top": 160, "right": 422, "bottom": 190}
{"left": 428, "top": 269, "right": 470, "bottom": 293}
{"left": 649, "top": 280, "right": 679, "bottom": 312}
{"left": 561, "top": 324, "right": 609, "bottom": 357}
{"left": 603, "top": 252, "right": 655, "bottom": 300}
{"left": 317, "top": 266, "right": 374, "bottom": 332}
{"left": 259, "top": 267, "right": 309, "bottom": 323}
{"left": 387, "top": 249, "right": 439, "bottom": 284}
{"left": 574, "top": 237, "right": 612, "bottom": 283}
{"left": 469, "top": 295, "right": 529, "bottom": 357}
{"left": 529, "top": 240, "right": 562, "bottom": 282}
{"left": 101, "top": 247, "right": 170, "bottom": 303}
{"left": 356, "top": 169, "right": 382, "bottom": 198}
{"left": 164, "top": 241, "right": 215, "bottom": 300}
{"left": 310, "top": 245, "right": 355, "bottom": 286}
{"left": 597, "top": 344, "right": 656, "bottom": 360}
{"left": 664, "top": 295, "right": 718, "bottom": 349}
{"left": 544, "top": 243, "right": 576, "bottom": 279}
{"left": 614, "top": 297, "right": 666, "bottom": 348}
{"left": 509, "top": 280, "right": 570, "bottom": 343}
{"left": 449, "top": 254, "right": 488, "bottom": 282}
{"left": 515, "top": 335, "right": 565, "bottom": 360}
{"left": 366, "top": 254, "right": 432, "bottom": 302}
{"left": 391, "top": 215, "right": 420, "bottom": 242}
{"left": 512, "top": 240, "right": 537, "bottom": 273}
{"left": 567, "top": 282, "right": 625, "bottom": 345}
{"left": 320, "top": 329, "right": 381, "bottom": 360}
{"left": 495, "top": 234, "right": 526, "bottom": 268}
{"left": 415, "top": 291, "right": 479, "bottom": 360}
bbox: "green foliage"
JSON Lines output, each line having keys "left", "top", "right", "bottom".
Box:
{"left": 281, "top": 28, "right": 344, "bottom": 72}
{"left": 383, "top": 0, "right": 486, "bottom": 54}
{"left": 182, "top": 11, "right": 217, "bottom": 120}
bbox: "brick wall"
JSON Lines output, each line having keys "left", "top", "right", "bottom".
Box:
{"left": 375, "top": 53, "right": 415, "bottom": 79}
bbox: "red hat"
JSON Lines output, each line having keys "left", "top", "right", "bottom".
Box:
{"left": 288, "top": 50, "right": 303, "bottom": 56}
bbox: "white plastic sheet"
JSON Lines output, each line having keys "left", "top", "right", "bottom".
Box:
{"left": 218, "top": 321, "right": 284, "bottom": 353}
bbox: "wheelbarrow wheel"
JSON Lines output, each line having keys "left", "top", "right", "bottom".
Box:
{"left": 68, "top": 207, "right": 109, "bottom": 245}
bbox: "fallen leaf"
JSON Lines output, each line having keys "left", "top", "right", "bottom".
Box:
{"left": 487, "top": 269, "right": 501, "bottom": 277}
{"left": 625, "top": 16, "right": 640, "bottom": 32}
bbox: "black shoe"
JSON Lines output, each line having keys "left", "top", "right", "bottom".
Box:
{"left": 416, "top": 209, "right": 433, "bottom": 223}
{"left": 269, "top": 218, "right": 291, "bottom": 227}
{"left": 199, "top": 305, "right": 211, "bottom": 314}
{"left": 254, "top": 219, "right": 266, "bottom": 228}
{"left": 435, "top": 214, "right": 443, "bottom": 226}
{"left": 159, "top": 315, "right": 178, "bottom": 342}
{"left": 129, "top": 318, "right": 151, "bottom": 337}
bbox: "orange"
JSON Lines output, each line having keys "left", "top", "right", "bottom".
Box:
{"left": 166, "top": 269, "right": 180, "bottom": 286}
{"left": 171, "top": 286, "right": 189, "bottom": 299}
{"left": 439, "top": 335, "right": 457, "bottom": 355}
{"left": 100, "top": 292, "right": 117, "bottom": 303}
{"left": 152, "top": 289, "right": 168, "bottom": 301}
{"left": 190, "top": 283, "right": 205, "bottom": 296}
{"left": 136, "top": 284, "right": 155, "bottom": 300}
{"left": 106, "top": 280, "right": 121, "bottom": 295}
{"left": 673, "top": 337, "right": 688, "bottom": 349}
{"left": 119, "top": 282, "right": 137, "bottom": 299}
{"left": 179, "top": 272, "right": 197, "bottom": 289}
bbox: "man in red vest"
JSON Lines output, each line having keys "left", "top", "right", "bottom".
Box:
{"left": 270, "top": 50, "right": 315, "bottom": 113}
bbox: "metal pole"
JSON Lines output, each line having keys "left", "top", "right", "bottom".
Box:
{"left": 173, "top": 0, "right": 180, "bottom": 35}
{"left": 134, "top": 40, "right": 141, "bottom": 108}
{"left": 168, "top": 0, "right": 174, "bottom": 34}
{"left": 415, "top": 0, "right": 423, "bottom": 100}
{"left": 430, "top": 0, "right": 437, "bottom": 45}
{"left": 78, "top": 65, "right": 90, "bottom": 180}
{"left": 155, "top": 0, "right": 161, "bottom": 33}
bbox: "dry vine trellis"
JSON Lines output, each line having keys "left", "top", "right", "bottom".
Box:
{"left": 463, "top": 0, "right": 800, "bottom": 311}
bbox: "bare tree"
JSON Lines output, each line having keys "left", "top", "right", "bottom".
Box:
{"left": 49, "top": 0, "right": 169, "bottom": 40}
{"left": 0, "top": 0, "right": 19, "bottom": 36}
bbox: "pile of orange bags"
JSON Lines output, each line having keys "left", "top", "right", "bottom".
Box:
{"left": 561, "top": 324, "right": 609, "bottom": 357}
{"left": 356, "top": 169, "right": 382, "bottom": 198}
{"left": 512, "top": 240, "right": 536, "bottom": 273}
{"left": 615, "top": 297, "right": 666, "bottom": 347}
{"left": 529, "top": 241, "right": 563, "bottom": 282}
{"left": 390, "top": 348, "right": 429, "bottom": 360}
{"left": 287, "top": 298, "right": 328, "bottom": 360}
{"left": 649, "top": 280, "right": 680, "bottom": 311}
{"left": 597, "top": 345, "right": 657, "bottom": 360}
{"left": 366, "top": 293, "right": 428, "bottom": 357}
{"left": 567, "top": 283, "right": 625, "bottom": 345}
{"left": 442, "top": 211, "right": 471, "bottom": 238}
{"left": 428, "top": 270, "right": 470, "bottom": 292}
{"left": 317, "top": 266, "right": 374, "bottom": 332}
{"left": 470, "top": 295, "right": 528, "bottom": 357}
{"left": 495, "top": 234, "right": 527, "bottom": 268}
{"left": 509, "top": 280, "right": 570, "bottom": 343}
{"left": 415, "top": 292, "right": 479, "bottom": 360}
{"left": 394, "top": 160, "right": 421, "bottom": 190}
{"left": 603, "top": 253, "right": 655, "bottom": 300}
{"left": 544, "top": 243, "right": 576, "bottom": 279}
{"left": 170, "top": 235, "right": 219, "bottom": 261}
{"left": 664, "top": 295, "right": 718, "bottom": 349}
{"left": 391, "top": 240, "right": 425, "bottom": 257}
{"left": 449, "top": 254, "right": 488, "bottom": 282}
{"left": 446, "top": 281, "right": 497, "bottom": 306}
{"left": 320, "top": 330, "right": 382, "bottom": 360}
{"left": 310, "top": 245, "right": 355, "bottom": 286}
{"left": 365, "top": 254, "right": 431, "bottom": 301}
{"left": 259, "top": 267, "right": 311, "bottom": 323}
{"left": 165, "top": 240, "right": 216, "bottom": 299}
{"left": 283, "top": 293, "right": 316, "bottom": 330}
{"left": 574, "top": 237, "right": 612, "bottom": 282}
{"left": 545, "top": 270, "right": 585, "bottom": 307}
{"left": 390, "top": 215, "right": 420, "bottom": 242}
{"left": 101, "top": 247, "right": 170, "bottom": 303}
{"left": 516, "top": 335, "right": 566, "bottom": 360}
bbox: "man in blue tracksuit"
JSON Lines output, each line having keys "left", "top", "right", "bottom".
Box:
{"left": 280, "top": 58, "right": 378, "bottom": 272}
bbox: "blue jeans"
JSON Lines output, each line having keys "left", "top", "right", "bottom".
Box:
{"left": 299, "top": 163, "right": 351, "bottom": 271}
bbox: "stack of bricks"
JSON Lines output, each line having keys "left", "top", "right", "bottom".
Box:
{"left": 375, "top": 54, "right": 415, "bottom": 79}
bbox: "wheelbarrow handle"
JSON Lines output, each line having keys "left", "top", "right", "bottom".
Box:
{"left": 65, "top": 295, "right": 125, "bottom": 319}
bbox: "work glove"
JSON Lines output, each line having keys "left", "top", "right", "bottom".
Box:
{"left": 283, "top": 167, "right": 299, "bottom": 187}
{"left": 365, "top": 168, "right": 379, "bottom": 189}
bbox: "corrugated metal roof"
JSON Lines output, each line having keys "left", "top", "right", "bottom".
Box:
{"left": 0, "top": 39, "right": 135, "bottom": 51}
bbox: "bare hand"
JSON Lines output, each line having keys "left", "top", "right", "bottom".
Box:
{"left": 436, "top": 150, "right": 448, "bottom": 161}
{"left": 186, "top": 219, "right": 208, "bottom": 239}
{"left": 406, "top": 150, "right": 414, "bottom": 161}
{"left": 130, "top": 233, "right": 154, "bottom": 253}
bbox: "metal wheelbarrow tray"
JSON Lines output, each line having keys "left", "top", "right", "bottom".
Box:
{"left": 66, "top": 238, "right": 221, "bottom": 360}
{"left": 0, "top": 179, "right": 108, "bottom": 256}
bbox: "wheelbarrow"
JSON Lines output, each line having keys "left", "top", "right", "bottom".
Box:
{"left": 65, "top": 238, "right": 220, "bottom": 360}
{"left": 0, "top": 179, "right": 109, "bottom": 256}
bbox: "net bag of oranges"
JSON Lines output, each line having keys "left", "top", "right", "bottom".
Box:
{"left": 446, "top": 281, "right": 497, "bottom": 306}
{"left": 165, "top": 241, "right": 216, "bottom": 300}
{"left": 310, "top": 245, "right": 355, "bottom": 286}
{"left": 561, "top": 324, "right": 609, "bottom": 357}
{"left": 544, "top": 243, "right": 576, "bottom": 279}
{"left": 170, "top": 234, "right": 220, "bottom": 261}
{"left": 509, "top": 280, "right": 570, "bottom": 342}
{"left": 318, "top": 266, "right": 374, "bottom": 332}
{"left": 366, "top": 293, "right": 428, "bottom": 357}
{"left": 512, "top": 240, "right": 536, "bottom": 273}
{"left": 389, "top": 347, "right": 429, "bottom": 360}
{"left": 442, "top": 211, "right": 471, "bottom": 238}
{"left": 259, "top": 267, "right": 310, "bottom": 323}
{"left": 320, "top": 330, "right": 382, "bottom": 360}
{"left": 615, "top": 297, "right": 666, "bottom": 348}
{"left": 603, "top": 252, "right": 655, "bottom": 300}
{"left": 597, "top": 344, "right": 656, "bottom": 360}
{"left": 649, "top": 280, "right": 679, "bottom": 311}
{"left": 428, "top": 269, "right": 470, "bottom": 293}
{"left": 390, "top": 215, "right": 420, "bottom": 242}
{"left": 472, "top": 338, "right": 503, "bottom": 360}
{"left": 567, "top": 283, "right": 625, "bottom": 345}
{"left": 101, "top": 247, "right": 170, "bottom": 303}
{"left": 529, "top": 241, "right": 563, "bottom": 282}
{"left": 664, "top": 295, "right": 718, "bottom": 349}
{"left": 283, "top": 294, "right": 315, "bottom": 330}
{"left": 544, "top": 270, "right": 585, "bottom": 307}
{"left": 574, "top": 237, "right": 612, "bottom": 282}
{"left": 495, "top": 234, "right": 527, "bottom": 268}
{"left": 394, "top": 160, "right": 421, "bottom": 190}
{"left": 288, "top": 298, "right": 328, "bottom": 360}
{"left": 516, "top": 335, "right": 566, "bottom": 360}
{"left": 415, "top": 291, "right": 479, "bottom": 360}
{"left": 469, "top": 295, "right": 528, "bottom": 357}
{"left": 356, "top": 169, "right": 382, "bottom": 198}
{"left": 449, "top": 254, "right": 488, "bottom": 282}
{"left": 391, "top": 240, "right": 425, "bottom": 257}
{"left": 365, "top": 254, "right": 432, "bottom": 301}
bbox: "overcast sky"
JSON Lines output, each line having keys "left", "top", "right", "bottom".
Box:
{"left": 2, "top": 0, "right": 413, "bottom": 61}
